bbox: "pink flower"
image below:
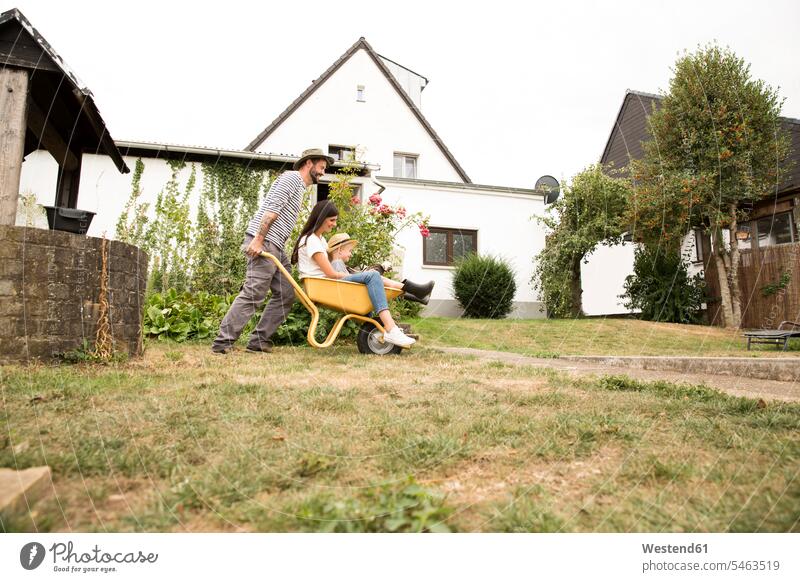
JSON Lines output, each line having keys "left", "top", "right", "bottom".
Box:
{"left": 396, "top": 206, "right": 407, "bottom": 219}
{"left": 368, "top": 193, "right": 382, "bottom": 206}
{"left": 378, "top": 204, "right": 394, "bottom": 215}
{"left": 350, "top": 195, "right": 361, "bottom": 205}
{"left": 419, "top": 224, "right": 430, "bottom": 238}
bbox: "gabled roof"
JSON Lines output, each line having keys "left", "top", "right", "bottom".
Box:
{"left": 245, "top": 37, "right": 471, "bottom": 183}
{"left": 601, "top": 89, "right": 800, "bottom": 193}
{"left": 599, "top": 89, "right": 660, "bottom": 169}
{"left": 0, "top": 8, "right": 128, "bottom": 174}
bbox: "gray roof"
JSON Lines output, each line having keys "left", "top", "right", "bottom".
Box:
{"left": 0, "top": 8, "right": 128, "bottom": 174}
{"left": 601, "top": 89, "right": 800, "bottom": 193}
{"left": 245, "top": 37, "right": 471, "bottom": 183}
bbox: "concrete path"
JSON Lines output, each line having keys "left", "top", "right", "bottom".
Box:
{"left": 0, "top": 466, "right": 52, "bottom": 518}
{"left": 435, "top": 347, "right": 800, "bottom": 403}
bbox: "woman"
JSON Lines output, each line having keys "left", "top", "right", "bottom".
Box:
{"left": 291, "top": 200, "right": 416, "bottom": 347}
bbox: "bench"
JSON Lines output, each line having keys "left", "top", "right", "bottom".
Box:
{"left": 743, "top": 321, "right": 800, "bottom": 351}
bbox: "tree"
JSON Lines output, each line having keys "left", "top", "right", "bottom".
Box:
{"left": 627, "top": 44, "right": 791, "bottom": 328}
{"left": 532, "top": 164, "right": 630, "bottom": 317}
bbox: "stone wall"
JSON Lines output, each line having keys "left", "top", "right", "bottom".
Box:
{"left": 0, "top": 225, "right": 148, "bottom": 362}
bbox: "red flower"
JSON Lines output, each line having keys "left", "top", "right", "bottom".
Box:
{"left": 350, "top": 195, "right": 361, "bottom": 205}
{"left": 378, "top": 204, "right": 394, "bottom": 215}
{"left": 419, "top": 224, "right": 430, "bottom": 238}
{"left": 396, "top": 206, "right": 407, "bottom": 219}
{"left": 369, "top": 193, "right": 382, "bottom": 206}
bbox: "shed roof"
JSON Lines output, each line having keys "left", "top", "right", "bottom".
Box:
{"left": 0, "top": 8, "right": 128, "bottom": 174}
{"left": 601, "top": 89, "right": 800, "bottom": 194}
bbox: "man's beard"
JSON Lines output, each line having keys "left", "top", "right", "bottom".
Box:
{"left": 310, "top": 169, "right": 321, "bottom": 184}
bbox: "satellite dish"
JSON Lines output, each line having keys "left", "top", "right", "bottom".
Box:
{"left": 535, "top": 175, "right": 560, "bottom": 205}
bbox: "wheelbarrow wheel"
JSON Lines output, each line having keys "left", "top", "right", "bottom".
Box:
{"left": 357, "top": 322, "right": 403, "bottom": 355}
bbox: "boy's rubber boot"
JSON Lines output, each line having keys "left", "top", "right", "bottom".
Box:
{"left": 401, "top": 280, "right": 434, "bottom": 305}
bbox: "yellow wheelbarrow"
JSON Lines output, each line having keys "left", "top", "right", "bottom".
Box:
{"left": 259, "top": 251, "right": 410, "bottom": 355}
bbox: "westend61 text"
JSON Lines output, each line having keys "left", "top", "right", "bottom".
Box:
{"left": 642, "top": 543, "right": 708, "bottom": 554}
{"left": 49, "top": 542, "right": 159, "bottom": 565}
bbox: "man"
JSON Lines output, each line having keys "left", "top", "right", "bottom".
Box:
{"left": 211, "top": 148, "right": 335, "bottom": 354}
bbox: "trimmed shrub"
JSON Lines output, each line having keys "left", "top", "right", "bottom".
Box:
{"left": 452, "top": 253, "right": 517, "bottom": 319}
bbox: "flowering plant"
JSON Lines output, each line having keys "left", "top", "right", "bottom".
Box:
{"left": 314, "top": 159, "right": 430, "bottom": 270}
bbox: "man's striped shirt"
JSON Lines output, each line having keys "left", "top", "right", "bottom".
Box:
{"left": 246, "top": 171, "right": 307, "bottom": 248}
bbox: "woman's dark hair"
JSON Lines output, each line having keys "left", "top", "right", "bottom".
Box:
{"left": 291, "top": 199, "right": 339, "bottom": 264}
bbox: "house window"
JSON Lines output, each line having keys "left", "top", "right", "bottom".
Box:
{"left": 756, "top": 212, "right": 795, "bottom": 247}
{"left": 737, "top": 211, "right": 796, "bottom": 250}
{"left": 736, "top": 223, "right": 753, "bottom": 250}
{"left": 692, "top": 229, "right": 704, "bottom": 263}
{"left": 329, "top": 145, "right": 355, "bottom": 162}
{"left": 357, "top": 85, "right": 365, "bottom": 102}
{"left": 423, "top": 227, "right": 477, "bottom": 266}
{"left": 393, "top": 153, "right": 418, "bottom": 178}
{"left": 314, "top": 181, "right": 361, "bottom": 204}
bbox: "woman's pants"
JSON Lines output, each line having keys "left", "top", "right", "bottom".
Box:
{"left": 343, "top": 271, "right": 389, "bottom": 313}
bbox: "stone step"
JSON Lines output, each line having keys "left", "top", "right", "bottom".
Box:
{"left": 561, "top": 356, "right": 800, "bottom": 383}
{"left": 0, "top": 466, "right": 52, "bottom": 517}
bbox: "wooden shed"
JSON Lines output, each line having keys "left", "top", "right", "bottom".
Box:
{"left": 0, "top": 7, "right": 128, "bottom": 226}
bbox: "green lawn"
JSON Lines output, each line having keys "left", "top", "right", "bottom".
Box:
{"left": 2, "top": 341, "right": 798, "bottom": 532}
{"left": 408, "top": 317, "right": 800, "bottom": 357}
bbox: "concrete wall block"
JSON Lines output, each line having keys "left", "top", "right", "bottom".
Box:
{"left": 0, "top": 317, "right": 27, "bottom": 337}
{"left": 20, "top": 298, "right": 58, "bottom": 319}
{"left": 0, "top": 279, "right": 18, "bottom": 296}
{"left": 0, "top": 226, "right": 27, "bottom": 242}
{"left": 0, "top": 260, "right": 23, "bottom": 277}
{"left": 0, "top": 299, "right": 23, "bottom": 317}
{"left": 0, "top": 244, "right": 23, "bottom": 260}
{"left": 21, "top": 281, "right": 50, "bottom": 300}
{"left": 0, "top": 226, "right": 148, "bottom": 362}
{"left": 0, "top": 337, "right": 26, "bottom": 360}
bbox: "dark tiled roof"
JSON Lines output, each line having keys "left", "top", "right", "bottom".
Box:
{"left": 245, "top": 37, "right": 471, "bottom": 183}
{"left": 601, "top": 89, "right": 800, "bottom": 194}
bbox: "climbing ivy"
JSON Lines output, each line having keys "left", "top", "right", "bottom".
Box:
{"left": 146, "top": 160, "right": 196, "bottom": 293}
{"left": 193, "top": 162, "right": 273, "bottom": 295}
{"left": 115, "top": 158, "right": 149, "bottom": 247}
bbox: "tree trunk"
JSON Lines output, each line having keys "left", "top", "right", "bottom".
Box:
{"left": 569, "top": 254, "right": 583, "bottom": 317}
{"left": 711, "top": 228, "right": 735, "bottom": 328}
{"left": 728, "top": 205, "right": 743, "bottom": 328}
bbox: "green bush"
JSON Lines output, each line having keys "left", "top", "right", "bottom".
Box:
{"left": 144, "top": 289, "right": 232, "bottom": 342}
{"left": 270, "top": 300, "right": 358, "bottom": 346}
{"left": 620, "top": 246, "right": 705, "bottom": 324}
{"left": 143, "top": 287, "right": 358, "bottom": 345}
{"left": 452, "top": 253, "right": 517, "bottom": 319}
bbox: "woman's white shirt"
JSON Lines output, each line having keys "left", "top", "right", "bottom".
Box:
{"left": 297, "top": 233, "right": 328, "bottom": 279}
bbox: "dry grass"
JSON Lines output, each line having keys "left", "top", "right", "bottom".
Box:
{"left": 409, "top": 317, "right": 800, "bottom": 357}
{"left": 1, "top": 341, "right": 798, "bottom": 532}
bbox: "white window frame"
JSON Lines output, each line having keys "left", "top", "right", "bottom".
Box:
{"left": 393, "top": 152, "right": 418, "bottom": 179}
{"left": 329, "top": 144, "right": 355, "bottom": 163}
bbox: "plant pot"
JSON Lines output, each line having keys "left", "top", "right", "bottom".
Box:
{"left": 42, "top": 206, "right": 95, "bottom": 235}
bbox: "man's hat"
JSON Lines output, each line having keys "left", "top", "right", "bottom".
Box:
{"left": 293, "top": 148, "right": 336, "bottom": 170}
{"left": 327, "top": 233, "right": 358, "bottom": 253}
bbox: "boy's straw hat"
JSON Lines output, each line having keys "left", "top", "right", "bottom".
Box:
{"left": 327, "top": 233, "right": 358, "bottom": 253}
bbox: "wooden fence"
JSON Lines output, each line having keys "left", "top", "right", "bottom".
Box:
{"left": 704, "top": 241, "right": 800, "bottom": 328}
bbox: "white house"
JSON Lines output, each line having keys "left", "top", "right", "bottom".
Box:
{"left": 19, "top": 37, "right": 547, "bottom": 318}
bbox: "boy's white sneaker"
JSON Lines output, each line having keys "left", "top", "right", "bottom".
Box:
{"left": 383, "top": 325, "right": 416, "bottom": 347}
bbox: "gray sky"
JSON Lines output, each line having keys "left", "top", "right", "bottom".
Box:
{"left": 10, "top": 0, "right": 800, "bottom": 188}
